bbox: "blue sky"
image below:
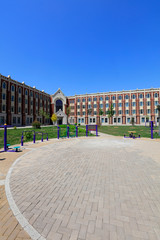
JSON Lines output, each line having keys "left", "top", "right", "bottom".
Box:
{"left": 0, "top": 0, "right": 160, "bottom": 96}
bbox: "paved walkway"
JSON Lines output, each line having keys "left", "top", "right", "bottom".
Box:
{"left": 1, "top": 136, "right": 159, "bottom": 240}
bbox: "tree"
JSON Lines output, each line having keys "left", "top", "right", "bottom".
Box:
{"left": 99, "top": 108, "right": 104, "bottom": 125}
{"left": 51, "top": 114, "right": 57, "bottom": 125}
{"left": 157, "top": 104, "right": 160, "bottom": 136}
{"left": 106, "top": 104, "right": 114, "bottom": 124}
{"left": 131, "top": 117, "right": 135, "bottom": 126}
{"left": 66, "top": 106, "right": 71, "bottom": 124}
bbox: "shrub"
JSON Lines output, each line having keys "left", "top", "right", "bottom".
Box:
{"left": 24, "top": 132, "right": 33, "bottom": 141}
{"left": 32, "top": 120, "right": 41, "bottom": 129}
{"left": 13, "top": 126, "right": 17, "bottom": 130}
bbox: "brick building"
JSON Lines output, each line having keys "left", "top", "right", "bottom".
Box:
{"left": 0, "top": 74, "right": 51, "bottom": 126}
{"left": 66, "top": 89, "right": 160, "bottom": 126}
{"left": 0, "top": 74, "right": 160, "bottom": 126}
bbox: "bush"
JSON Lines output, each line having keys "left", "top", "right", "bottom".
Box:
{"left": 32, "top": 120, "right": 41, "bottom": 129}
{"left": 24, "top": 132, "right": 33, "bottom": 141}
{"left": 13, "top": 126, "right": 17, "bottom": 130}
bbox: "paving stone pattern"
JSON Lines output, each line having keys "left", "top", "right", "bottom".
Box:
{"left": 9, "top": 137, "right": 160, "bottom": 240}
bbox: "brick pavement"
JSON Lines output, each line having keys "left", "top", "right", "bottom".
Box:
{"left": 6, "top": 136, "right": 160, "bottom": 240}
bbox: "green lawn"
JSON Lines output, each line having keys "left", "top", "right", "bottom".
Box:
{"left": 0, "top": 125, "right": 87, "bottom": 149}
{"left": 98, "top": 125, "right": 160, "bottom": 138}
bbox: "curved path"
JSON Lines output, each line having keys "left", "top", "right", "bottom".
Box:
{"left": 7, "top": 136, "right": 160, "bottom": 240}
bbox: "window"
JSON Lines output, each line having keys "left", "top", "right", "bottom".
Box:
{"left": 82, "top": 98, "right": 86, "bottom": 102}
{"left": 93, "top": 118, "right": 96, "bottom": 123}
{"left": 118, "top": 103, "right": 122, "bottom": 107}
{"left": 112, "top": 96, "right": 116, "bottom": 100}
{"left": 56, "top": 99, "right": 63, "bottom": 112}
{"left": 88, "top": 104, "right": 91, "bottom": 109}
{"left": 154, "top": 93, "right": 158, "bottom": 98}
{"left": 88, "top": 97, "right": 91, "bottom": 102}
{"left": 3, "top": 82, "right": 6, "bottom": 89}
{"left": 132, "top": 110, "right": 136, "bottom": 114}
{"left": 132, "top": 102, "right": 136, "bottom": 107}
{"left": 78, "top": 105, "right": 80, "bottom": 109}
{"left": 11, "top": 85, "right": 15, "bottom": 91}
{"left": 118, "top": 118, "right": 121, "bottom": 123}
{"left": 127, "top": 118, "right": 130, "bottom": 123}
{"left": 31, "top": 101, "right": 33, "bottom": 105}
{"left": 25, "top": 90, "right": 28, "bottom": 95}
{"left": 139, "top": 109, "right": 144, "bottom": 114}
{"left": 19, "top": 88, "right": 21, "bottom": 94}
{"left": 30, "top": 91, "right": 33, "bottom": 97}
{"left": 94, "top": 111, "right": 97, "bottom": 115}
{"left": 2, "top": 93, "right": 6, "bottom": 100}
{"left": 105, "top": 118, "right": 108, "bottom": 123}
{"left": 155, "top": 109, "right": 158, "bottom": 114}
{"left": 13, "top": 117, "right": 16, "bottom": 124}
{"left": 118, "top": 96, "right": 122, "bottom": 100}
{"left": 106, "top": 104, "right": 109, "bottom": 108}
{"left": 100, "top": 104, "right": 103, "bottom": 108}
{"left": 70, "top": 99, "right": 75, "bottom": 103}
{"left": 154, "top": 101, "right": 158, "bottom": 106}
{"left": 77, "top": 112, "right": 80, "bottom": 115}
{"left": 18, "top": 107, "right": 21, "bottom": 113}
{"left": 105, "top": 96, "right": 109, "bottom": 100}
{"left": 141, "top": 117, "right": 145, "bottom": 123}
{"left": 114, "top": 118, "right": 117, "bottom": 123}
{"left": 125, "top": 110, "right": 129, "bottom": 114}
{"left": 100, "top": 97, "right": 103, "bottom": 101}
{"left": 18, "top": 117, "right": 21, "bottom": 124}
{"left": 82, "top": 118, "right": 84, "bottom": 123}
{"left": 94, "top": 104, "right": 97, "bottom": 108}
{"left": 77, "top": 98, "right": 80, "bottom": 102}
{"left": 36, "top": 93, "right": 38, "bottom": 98}
{"left": 25, "top": 108, "right": 28, "bottom": 113}
{"left": 147, "top": 101, "right": 150, "bottom": 106}
{"left": 146, "top": 93, "right": 150, "bottom": 98}
{"left": 93, "top": 97, "right": 97, "bottom": 101}
{"left": 78, "top": 118, "right": 81, "bottom": 123}
{"left": 113, "top": 103, "right": 116, "bottom": 108}
{"left": 101, "top": 118, "right": 104, "bottom": 123}
{"left": 139, "top": 94, "right": 143, "bottom": 99}
{"left": 132, "top": 94, "right": 136, "bottom": 99}
{"left": 2, "top": 105, "right": 6, "bottom": 111}
{"left": 25, "top": 99, "right": 28, "bottom": 104}
{"left": 125, "top": 95, "right": 129, "bottom": 99}
{"left": 125, "top": 102, "right": 129, "bottom": 107}
{"left": 147, "top": 109, "right": 150, "bottom": 114}
{"left": 11, "top": 96, "right": 14, "bottom": 101}
{"left": 82, "top": 105, "right": 85, "bottom": 108}
{"left": 140, "top": 102, "right": 143, "bottom": 106}
{"left": 83, "top": 112, "right": 85, "bottom": 115}
{"left": 119, "top": 110, "right": 122, "bottom": 114}
{"left": 90, "top": 118, "right": 92, "bottom": 123}
{"left": 11, "top": 106, "right": 14, "bottom": 112}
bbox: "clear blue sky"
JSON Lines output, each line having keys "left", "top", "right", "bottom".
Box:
{"left": 0, "top": 0, "right": 160, "bottom": 96}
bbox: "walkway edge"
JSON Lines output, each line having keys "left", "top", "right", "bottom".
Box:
{"left": 5, "top": 149, "right": 46, "bottom": 240}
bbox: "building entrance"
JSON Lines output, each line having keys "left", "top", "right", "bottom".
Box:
{"left": 58, "top": 118, "right": 63, "bottom": 125}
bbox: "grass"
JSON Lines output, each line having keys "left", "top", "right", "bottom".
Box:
{"left": 98, "top": 125, "right": 160, "bottom": 138}
{"left": 0, "top": 125, "right": 87, "bottom": 149}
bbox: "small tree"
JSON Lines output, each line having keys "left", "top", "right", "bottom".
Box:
{"left": 99, "top": 108, "right": 104, "bottom": 125}
{"left": 106, "top": 104, "right": 114, "bottom": 124}
{"left": 66, "top": 106, "right": 71, "bottom": 124}
{"left": 51, "top": 114, "right": 57, "bottom": 125}
{"left": 131, "top": 117, "right": 135, "bottom": 126}
{"left": 157, "top": 104, "right": 160, "bottom": 136}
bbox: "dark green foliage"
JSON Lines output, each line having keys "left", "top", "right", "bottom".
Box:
{"left": 32, "top": 120, "right": 41, "bottom": 129}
